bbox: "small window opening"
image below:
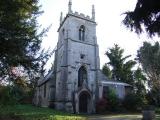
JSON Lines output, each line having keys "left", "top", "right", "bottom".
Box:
{"left": 80, "top": 54, "right": 85, "bottom": 59}
{"left": 79, "top": 25, "right": 85, "bottom": 41}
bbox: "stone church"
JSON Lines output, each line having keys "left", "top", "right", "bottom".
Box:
{"left": 34, "top": 0, "right": 131, "bottom": 113}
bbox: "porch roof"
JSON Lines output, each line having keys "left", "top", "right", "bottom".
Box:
{"left": 100, "top": 80, "right": 131, "bottom": 86}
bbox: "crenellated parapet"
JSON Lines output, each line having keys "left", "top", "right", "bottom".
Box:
{"left": 70, "top": 11, "right": 94, "bottom": 21}
{"left": 59, "top": 0, "right": 95, "bottom": 26}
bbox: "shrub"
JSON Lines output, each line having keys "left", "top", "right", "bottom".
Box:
{"left": 106, "top": 88, "right": 120, "bottom": 111}
{"left": 0, "top": 86, "right": 17, "bottom": 106}
{"left": 21, "top": 88, "right": 34, "bottom": 104}
{"left": 0, "top": 85, "right": 33, "bottom": 106}
{"left": 142, "top": 105, "right": 155, "bottom": 111}
{"left": 146, "top": 90, "right": 160, "bottom": 107}
{"left": 96, "top": 98, "right": 107, "bottom": 113}
{"left": 123, "top": 92, "right": 146, "bottom": 111}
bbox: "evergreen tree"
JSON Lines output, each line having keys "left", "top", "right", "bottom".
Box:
{"left": 0, "top": 0, "right": 50, "bottom": 85}
{"left": 123, "top": 0, "right": 160, "bottom": 37}
{"left": 105, "top": 44, "right": 136, "bottom": 84}
{"left": 133, "top": 68, "right": 147, "bottom": 95}
{"left": 102, "top": 64, "right": 112, "bottom": 79}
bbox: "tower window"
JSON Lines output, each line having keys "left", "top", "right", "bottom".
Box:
{"left": 79, "top": 25, "right": 85, "bottom": 41}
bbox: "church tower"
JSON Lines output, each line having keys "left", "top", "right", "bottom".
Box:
{"left": 54, "top": 0, "right": 100, "bottom": 113}
{"left": 34, "top": 0, "right": 132, "bottom": 113}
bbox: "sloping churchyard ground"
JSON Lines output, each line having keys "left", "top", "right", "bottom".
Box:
{"left": 0, "top": 104, "right": 86, "bottom": 120}
{"left": 0, "top": 104, "right": 160, "bottom": 120}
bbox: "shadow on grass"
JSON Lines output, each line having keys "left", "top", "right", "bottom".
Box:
{"left": 0, "top": 104, "right": 86, "bottom": 120}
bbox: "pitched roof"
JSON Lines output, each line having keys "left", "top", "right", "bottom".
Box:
{"left": 99, "top": 70, "right": 131, "bottom": 86}
{"left": 38, "top": 70, "right": 53, "bottom": 86}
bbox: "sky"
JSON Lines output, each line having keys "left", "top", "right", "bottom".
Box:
{"left": 38, "top": 0, "right": 158, "bottom": 70}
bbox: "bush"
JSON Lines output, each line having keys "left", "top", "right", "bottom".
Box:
{"left": 0, "top": 86, "right": 17, "bottom": 106}
{"left": 106, "top": 88, "right": 120, "bottom": 111}
{"left": 146, "top": 90, "right": 160, "bottom": 107}
{"left": 96, "top": 88, "right": 120, "bottom": 113}
{"left": 21, "top": 88, "right": 34, "bottom": 104}
{"left": 0, "top": 85, "right": 33, "bottom": 106}
{"left": 142, "top": 105, "right": 155, "bottom": 111}
{"left": 123, "top": 92, "right": 146, "bottom": 111}
{"left": 96, "top": 98, "right": 107, "bottom": 113}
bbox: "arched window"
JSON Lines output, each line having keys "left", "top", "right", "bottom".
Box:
{"left": 79, "top": 25, "right": 85, "bottom": 41}
{"left": 78, "top": 66, "right": 87, "bottom": 87}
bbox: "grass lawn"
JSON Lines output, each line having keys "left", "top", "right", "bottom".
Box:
{"left": 0, "top": 104, "right": 87, "bottom": 120}
{"left": 0, "top": 104, "right": 160, "bottom": 120}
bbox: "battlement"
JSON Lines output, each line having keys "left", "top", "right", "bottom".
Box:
{"left": 70, "top": 11, "right": 94, "bottom": 21}
{"left": 59, "top": 10, "right": 95, "bottom": 25}
{"left": 59, "top": 0, "right": 95, "bottom": 31}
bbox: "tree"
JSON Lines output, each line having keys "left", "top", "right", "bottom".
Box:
{"left": 105, "top": 44, "right": 136, "bottom": 84}
{"left": 123, "top": 0, "right": 160, "bottom": 37}
{"left": 0, "top": 0, "right": 50, "bottom": 85}
{"left": 102, "top": 64, "right": 112, "bottom": 79}
{"left": 133, "top": 68, "right": 148, "bottom": 105}
{"left": 137, "top": 41, "right": 160, "bottom": 105}
{"left": 133, "top": 68, "right": 147, "bottom": 95}
{"left": 137, "top": 42, "right": 160, "bottom": 90}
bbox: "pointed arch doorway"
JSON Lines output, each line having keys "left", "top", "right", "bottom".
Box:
{"left": 78, "top": 91, "right": 91, "bottom": 113}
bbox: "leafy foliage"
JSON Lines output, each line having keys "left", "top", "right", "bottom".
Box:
{"left": 123, "top": 92, "right": 147, "bottom": 111}
{"left": 133, "top": 68, "right": 147, "bottom": 96}
{"left": 103, "top": 45, "right": 148, "bottom": 109}
{"left": 105, "top": 88, "right": 120, "bottom": 111}
{"left": 146, "top": 89, "right": 160, "bottom": 106}
{"left": 0, "top": 0, "right": 50, "bottom": 85}
{"left": 0, "top": 84, "right": 33, "bottom": 106}
{"left": 137, "top": 41, "right": 160, "bottom": 106}
{"left": 102, "top": 64, "right": 112, "bottom": 79}
{"left": 123, "top": 0, "right": 160, "bottom": 37}
{"left": 122, "top": 68, "right": 148, "bottom": 111}
{"left": 96, "top": 98, "right": 107, "bottom": 113}
{"left": 0, "top": 86, "right": 17, "bottom": 106}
